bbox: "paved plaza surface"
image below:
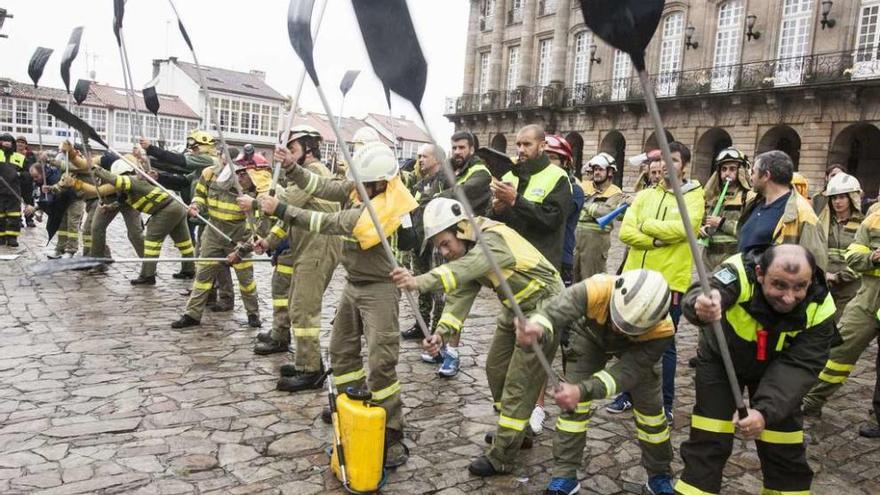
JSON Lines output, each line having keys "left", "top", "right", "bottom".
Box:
{"left": 2, "top": 220, "right": 880, "bottom": 494}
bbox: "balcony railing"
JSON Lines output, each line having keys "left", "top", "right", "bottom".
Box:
{"left": 446, "top": 51, "right": 880, "bottom": 115}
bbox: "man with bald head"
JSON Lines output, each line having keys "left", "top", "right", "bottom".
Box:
{"left": 491, "top": 124, "right": 572, "bottom": 270}
{"left": 674, "top": 244, "right": 836, "bottom": 495}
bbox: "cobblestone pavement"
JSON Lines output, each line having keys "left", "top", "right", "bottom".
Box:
{"left": 2, "top": 220, "right": 880, "bottom": 494}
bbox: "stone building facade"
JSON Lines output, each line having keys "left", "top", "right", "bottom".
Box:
{"left": 445, "top": 0, "right": 880, "bottom": 196}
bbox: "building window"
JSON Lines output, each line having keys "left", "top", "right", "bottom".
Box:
{"left": 478, "top": 51, "right": 490, "bottom": 95}
{"left": 611, "top": 49, "right": 632, "bottom": 101}
{"left": 573, "top": 31, "right": 592, "bottom": 86}
{"left": 537, "top": 38, "right": 553, "bottom": 86}
{"left": 775, "top": 0, "right": 814, "bottom": 86}
{"left": 539, "top": 0, "right": 556, "bottom": 16}
{"left": 506, "top": 46, "right": 520, "bottom": 90}
{"left": 657, "top": 12, "right": 684, "bottom": 97}
{"left": 320, "top": 140, "right": 337, "bottom": 160}
{"left": 854, "top": 0, "right": 880, "bottom": 78}
{"left": 209, "top": 95, "right": 280, "bottom": 138}
{"left": 115, "top": 111, "right": 192, "bottom": 148}
{"left": 508, "top": 0, "right": 523, "bottom": 25}
{"left": 712, "top": 0, "right": 744, "bottom": 92}
{"left": 480, "top": 0, "right": 495, "bottom": 31}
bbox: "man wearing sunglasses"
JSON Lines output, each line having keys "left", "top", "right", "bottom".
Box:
{"left": 700, "top": 148, "right": 752, "bottom": 270}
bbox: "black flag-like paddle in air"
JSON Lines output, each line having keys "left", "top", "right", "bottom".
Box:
{"left": 580, "top": 0, "right": 749, "bottom": 419}
{"left": 73, "top": 79, "right": 91, "bottom": 105}
{"left": 28, "top": 47, "right": 53, "bottom": 88}
{"left": 47, "top": 99, "right": 108, "bottom": 148}
{"left": 339, "top": 69, "right": 361, "bottom": 97}
{"left": 351, "top": 0, "right": 427, "bottom": 118}
{"left": 60, "top": 27, "right": 84, "bottom": 94}
{"left": 350, "top": 0, "right": 559, "bottom": 385}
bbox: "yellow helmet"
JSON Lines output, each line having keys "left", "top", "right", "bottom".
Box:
{"left": 187, "top": 130, "right": 216, "bottom": 148}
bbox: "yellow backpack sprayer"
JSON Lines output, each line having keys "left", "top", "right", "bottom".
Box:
{"left": 327, "top": 369, "right": 387, "bottom": 493}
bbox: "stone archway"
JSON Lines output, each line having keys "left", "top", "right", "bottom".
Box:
{"left": 490, "top": 133, "right": 507, "bottom": 154}
{"left": 694, "top": 128, "right": 733, "bottom": 183}
{"left": 644, "top": 129, "right": 675, "bottom": 152}
{"left": 600, "top": 130, "right": 626, "bottom": 187}
{"left": 565, "top": 131, "right": 585, "bottom": 177}
{"left": 829, "top": 123, "right": 880, "bottom": 197}
{"left": 757, "top": 125, "right": 802, "bottom": 170}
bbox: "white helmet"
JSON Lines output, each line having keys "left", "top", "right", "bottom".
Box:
{"left": 610, "top": 270, "right": 671, "bottom": 337}
{"left": 348, "top": 141, "right": 398, "bottom": 182}
{"left": 352, "top": 126, "right": 381, "bottom": 145}
{"left": 824, "top": 172, "right": 861, "bottom": 197}
{"left": 588, "top": 152, "right": 617, "bottom": 171}
{"left": 110, "top": 159, "right": 135, "bottom": 176}
{"left": 628, "top": 152, "right": 649, "bottom": 167}
{"left": 421, "top": 197, "right": 465, "bottom": 252}
{"left": 283, "top": 124, "right": 322, "bottom": 144}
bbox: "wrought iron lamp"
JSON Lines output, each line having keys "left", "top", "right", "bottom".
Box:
{"left": 685, "top": 25, "right": 699, "bottom": 49}
{"left": 746, "top": 14, "right": 761, "bottom": 41}
{"left": 821, "top": 1, "right": 836, "bottom": 30}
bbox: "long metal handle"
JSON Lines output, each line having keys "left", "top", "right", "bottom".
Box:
{"left": 417, "top": 117, "right": 559, "bottom": 388}
{"left": 698, "top": 178, "right": 732, "bottom": 248}
{"left": 637, "top": 69, "right": 748, "bottom": 419}
{"left": 167, "top": 0, "right": 257, "bottom": 241}
{"left": 313, "top": 84, "right": 431, "bottom": 341}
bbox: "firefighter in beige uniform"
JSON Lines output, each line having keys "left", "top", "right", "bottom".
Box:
{"left": 171, "top": 155, "right": 268, "bottom": 329}
{"left": 391, "top": 197, "right": 563, "bottom": 477}
{"left": 243, "top": 125, "right": 342, "bottom": 392}
{"left": 574, "top": 152, "right": 626, "bottom": 281}
{"left": 517, "top": 270, "right": 675, "bottom": 495}
{"left": 257, "top": 142, "right": 417, "bottom": 467}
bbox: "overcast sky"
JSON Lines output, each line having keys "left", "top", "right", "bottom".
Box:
{"left": 3, "top": 0, "right": 468, "bottom": 144}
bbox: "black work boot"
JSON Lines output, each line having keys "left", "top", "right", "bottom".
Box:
{"left": 256, "top": 330, "right": 273, "bottom": 344}
{"left": 279, "top": 363, "right": 301, "bottom": 377}
{"left": 254, "top": 338, "right": 288, "bottom": 355}
{"left": 321, "top": 407, "right": 332, "bottom": 424}
{"left": 171, "top": 314, "right": 200, "bottom": 329}
{"left": 468, "top": 455, "right": 502, "bottom": 477}
{"left": 6, "top": 238, "right": 18, "bottom": 248}
{"left": 247, "top": 314, "right": 262, "bottom": 328}
{"left": 130, "top": 275, "right": 156, "bottom": 286}
{"left": 384, "top": 428, "right": 409, "bottom": 468}
{"left": 277, "top": 362, "right": 327, "bottom": 392}
{"left": 172, "top": 270, "right": 195, "bottom": 279}
{"left": 207, "top": 302, "right": 234, "bottom": 312}
{"left": 484, "top": 431, "right": 533, "bottom": 449}
{"left": 400, "top": 323, "right": 423, "bottom": 340}
{"left": 859, "top": 423, "right": 880, "bottom": 438}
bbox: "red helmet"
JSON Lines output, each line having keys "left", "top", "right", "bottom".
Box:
{"left": 545, "top": 135, "right": 573, "bottom": 162}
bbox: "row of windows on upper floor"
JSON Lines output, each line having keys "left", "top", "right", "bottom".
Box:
{"left": 474, "top": 0, "right": 880, "bottom": 93}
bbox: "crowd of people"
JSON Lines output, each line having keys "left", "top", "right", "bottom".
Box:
{"left": 2, "top": 120, "right": 879, "bottom": 495}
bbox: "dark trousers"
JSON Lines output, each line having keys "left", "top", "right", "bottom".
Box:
{"left": 675, "top": 353, "right": 811, "bottom": 494}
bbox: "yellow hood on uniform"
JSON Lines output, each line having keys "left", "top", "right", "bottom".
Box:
{"left": 351, "top": 176, "right": 418, "bottom": 250}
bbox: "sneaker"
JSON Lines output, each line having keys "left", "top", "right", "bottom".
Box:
{"left": 545, "top": 477, "right": 581, "bottom": 495}
{"left": 530, "top": 405, "right": 546, "bottom": 435}
{"left": 664, "top": 406, "right": 674, "bottom": 424}
{"left": 421, "top": 347, "right": 446, "bottom": 364}
{"left": 437, "top": 348, "right": 460, "bottom": 378}
{"left": 606, "top": 395, "right": 633, "bottom": 414}
{"left": 47, "top": 253, "right": 62, "bottom": 260}
{"left": 645, "top": 474, "right": 674, "bottom": 495}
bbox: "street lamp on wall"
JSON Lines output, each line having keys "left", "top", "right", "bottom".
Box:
{"left": 685, "top": 25, "right": 699, "bottom": 50}
{"left": 590, "top": 44, "right": 602, "bottom": 65}
{"left": 746, "top": 14, "right": 761, "bottom": 41}
{"left": 821, "top": 1, "right": 836, "bottom": 30}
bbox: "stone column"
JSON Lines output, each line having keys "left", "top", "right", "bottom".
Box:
{"left": 488, "top": 0, "right": 507, "bottom": 91}
{"left": 549, "top": 0, "right": 571, "bottom": 85}
{"left": 517, "top": 0, "right": 539, "bottom": 88}
{"left": 463, "top": 0, "right": 481, "bottom": 94}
